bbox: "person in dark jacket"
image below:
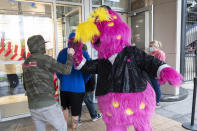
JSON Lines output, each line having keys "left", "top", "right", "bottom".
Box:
{"left": 78, "top": 45, "right": 102, "bottom": 125}
{"left": 22, "top": 35, "right": 74, "bottom": 131}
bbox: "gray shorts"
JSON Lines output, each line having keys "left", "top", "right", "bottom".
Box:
{"left": 30, "top": 103, "right": 67, "bottom": 131}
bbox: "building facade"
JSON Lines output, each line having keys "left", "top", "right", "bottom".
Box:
{"left": 0, "top": 0, "right": 130, "bottom": 121}
{"left": 0, "top": 0, "right": 186, "bottom": 121}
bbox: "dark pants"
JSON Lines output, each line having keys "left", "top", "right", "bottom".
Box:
{"left": 7, "top": 74, "right": 19, "bottom": 88}
{"left": 150, "top": 77, "right": 161, "bottom": 103}
{"left": 79, "top": 92, "right": 97, "bottom": 121}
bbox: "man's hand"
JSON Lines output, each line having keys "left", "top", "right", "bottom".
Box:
{"left": 67, "top": 48, "right": 75, "bottom": 56}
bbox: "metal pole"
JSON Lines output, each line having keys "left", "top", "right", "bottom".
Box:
{"left": 182, "top": 5, "right": 197, "bottom": 129}
{"left": 180, "top": 0, "right": 186, "bottom": 76}
{"left": 53, "top": 0, "right": 59, "bottom": 57}
{"left": 196, "top": 43, "right": 197, "bottom": 77}
{"left": 182, "top": 77, "right": 197, "bottom": 130}
{"left": 191, "top": 77, "right": 197, "bottom": 125}
{"left": 101, "top": 0, "right": 104, "bottom": 5}
{"left": 151, "top": 4, "right": 154, "bottom": 41}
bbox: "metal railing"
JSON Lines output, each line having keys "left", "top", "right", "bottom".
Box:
{"left": 182, "top": 0, "right": 197, "bottom": 81}
{"left": 184, "top": 52, "right": 196, "bottom": 81}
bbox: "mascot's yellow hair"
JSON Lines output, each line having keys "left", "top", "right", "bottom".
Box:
{"left": 75, "top": 7, "right": 111, "bottom": 43}
{"left": 88, "top": 7, "right": 111, "bottom": 22}
{"left": 75, "top": 22, "right": 100, "bottom": 43}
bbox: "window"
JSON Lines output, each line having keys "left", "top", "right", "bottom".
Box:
{"left": 104, "top": 0, "right": 128, "bottom": 9}
{"left": 93, "top": 0, "right": 102, "bottom": 5}
{"left": 56, "top": 5, "right": 81, "bottom": 51}
{"left": 0, "top": 0, "right": 54, "bottom": 119}
{"left": 56, "top": 0, "right": 82, "bottom": 2}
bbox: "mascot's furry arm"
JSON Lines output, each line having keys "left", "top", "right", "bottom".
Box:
{"left": 132, "top": 47, "right": 183, "bottom": 88}
{"left": 72, "top": 41, "right": 183, "bottom": 88}
{"left": 158, "top": 67, "right": 183, "bottom": 87}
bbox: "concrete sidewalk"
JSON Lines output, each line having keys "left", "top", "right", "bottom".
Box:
{"left": 0, "top": 82, "right": 194, "bottom": 131}
{"left": 0, "top": 98, "right": 189, "bottom": 131}
{"left": 156, "top": 82, "right": 196, "bottom": 124}
{"left": 0, "top": 112, "right": 187, "bottom": 131}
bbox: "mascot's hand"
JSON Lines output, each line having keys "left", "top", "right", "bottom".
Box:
{"left": 73, "top": 52, "right": 83, "bottom": 67}
{"left": 68, "top": 38, "right": 83, "bottom": 67}
{"left": 158, "top": 67, "right": 183, "bottom": 87}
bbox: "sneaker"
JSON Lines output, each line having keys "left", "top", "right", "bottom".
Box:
{"left": 92, "top": 113, "right": 102, "bottom": 122}
{"left": 78, "top": 120, "right": 82, "bottom": 127}
{"left": 156, "top": 103, "right": 161, "bottom": 108}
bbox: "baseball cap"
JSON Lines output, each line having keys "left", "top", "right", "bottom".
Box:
{"left": 27, "top": 35, "right": 48, "bottom": 47}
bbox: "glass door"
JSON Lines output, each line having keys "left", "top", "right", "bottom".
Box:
{"left": 131, "top": 12, "right": 146, "bottom": 49}
{"left": 0, "top": 0, "right": 55, "bottom": 120}
{"left": 56, "top": 4, "right": 82, "bottom": 52}
{"left": 130, "top": 10, "right": 152, "bottom": 51}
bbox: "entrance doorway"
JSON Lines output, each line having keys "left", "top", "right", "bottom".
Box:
{"left": 56, "top": 4, "right": 81, "bottom": 51}
{"left": 0, "top": 0, "right": 54, "bottom": 121}
{"left": 129, "top": 8, "right": 153, "bottom": 51}
{"left": 0, "top": 0, "right": 83, "bottom": 121}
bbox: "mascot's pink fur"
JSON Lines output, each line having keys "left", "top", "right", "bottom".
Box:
{"left": 72, "top": 6, "right": 183, "bottom": 131}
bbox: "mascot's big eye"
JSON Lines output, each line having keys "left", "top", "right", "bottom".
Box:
{"left": 94, "top": 38, "right": 100, "bottom": 46}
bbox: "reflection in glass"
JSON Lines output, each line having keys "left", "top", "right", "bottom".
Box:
{"left": 131, "top": 12, "right": 145, "bottom": 50}
{"left": 0, "top": 63, "right": 26, "bottom": 118}
{"left": 56, "top": 5, "right": 81, "bottom": 51}
{"left": 0, "top": 2, "right": 55, "bottom": 60}
{"left": 0, "top": 0, "right": 54, "bottom": 119}
{"left": 0, "top": 64, "right": 24, "bottom": 96}
{"left": 93, "top": 0, "right": 102, "bottom": 5}
{"left": 56, "top": 0, "right": 81, "bottom": 2}
{"left": 104, "top": 0, "right": 128, "bottom": 9}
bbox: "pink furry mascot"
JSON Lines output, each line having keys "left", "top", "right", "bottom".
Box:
{"left": 72, "top": 6, "right": 183, "bottom": 131}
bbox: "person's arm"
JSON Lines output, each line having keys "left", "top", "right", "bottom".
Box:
{"left": 157, "top": 50, "right": 166, "bottom": 62}
{"left": 49, "top": 54, "right": 73, "bottom": 74}
{"left": 56, "top": 50, "right": 66, "bottom": 80}
{"left": 86, "top": 75, "right": 96, "bottom": 92}
{"left": 47, "top": 48, "right": 74, "bottom": 74}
